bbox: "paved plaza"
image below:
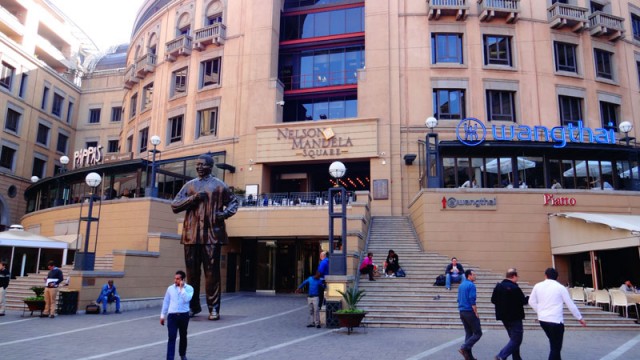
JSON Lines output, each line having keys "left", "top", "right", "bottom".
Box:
{"left": 1, "top": 293, "right": 639, "bottom": 360}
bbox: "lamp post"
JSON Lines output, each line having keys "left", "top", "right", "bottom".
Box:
{"left": 619, "top": 121, "right": 634, "bottom": 146}
{"left": 75, "top": 172, "right": 102, "bottom": 271}
{"left": 328, "top": 161, "right": 347, "bottom": 275}
{"left": 59, "top": 155, "right": 70, "bottom": 205}
{"left": 60, "top": 155, "right": 69, "bottom": 173}
{"left": 424, "top": 116, "right": 442, "bottom": 188}
{"left": 149, "top": 135, "right": 161, "bottom": 197}
{"left": 30, "top": 176, "right": 39, "bottom": 183}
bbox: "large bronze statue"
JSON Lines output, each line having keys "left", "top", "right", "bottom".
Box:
{"left": 171, "top": 154, "right": 238, "bottom": 320}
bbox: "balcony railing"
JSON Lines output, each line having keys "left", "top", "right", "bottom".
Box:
{"left": 547, "top": 3, "right": 588, "bottom": 32}
{"left": 477, "top": 0, "right": 520, "bottom": 23}
{"left": 165, "top": 35, "right": 192, "bottom": 62}
{"left": 589, "top": 11, "right": 625, "bottom": 41}
{"left": 238, "top": 191, "right": 356, "bottom": 208}
{"left": 124, "top": 64, "right": 138, "bottom": 89}
{"left": 135, "top": 53, "right": 157, "bottom": 78}
{"left": 194, "top": 23, "right": 227, "bottom": 50}
{"left": 280, "top": 70, "right": 358, "bottom": 91}
{"left": 427, "top": 0, "right": 469, "bottom": 21}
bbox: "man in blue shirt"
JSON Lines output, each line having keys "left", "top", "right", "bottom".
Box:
{"left": 160, "top": 270, "right": 194, "bottom": 360}
{"left": 296, "top": 273, "right": 324, "bottom": 328}
{"left": 96, "top": 280, "right": 121, "bottom": 314}
{"left": 457, "top": 269, "right": 481, "bottom": 360}
{"left": 316, "top": 251, "right": 329, "bottom": 307}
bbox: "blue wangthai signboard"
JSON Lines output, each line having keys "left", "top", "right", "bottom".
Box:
{"left": 455, "top": 118, "right": 616, "bottom": 148}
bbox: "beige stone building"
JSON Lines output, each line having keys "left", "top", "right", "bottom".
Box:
{"left": 4, "top": 0, "right": 640, "bottom": 305}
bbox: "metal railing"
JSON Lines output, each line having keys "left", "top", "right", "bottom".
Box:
{"left": 280, "top": 70, "right": 358, "bottom": 91}
{"left": 238, "top": 191, "right": 356, "bottom": 208}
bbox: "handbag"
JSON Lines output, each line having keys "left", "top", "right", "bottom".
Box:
{"left": 396, "top": 268, "right": 406, "bottom": 277}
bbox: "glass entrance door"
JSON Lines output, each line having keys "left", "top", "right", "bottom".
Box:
{"left": 256, "top": 240, "right": 276, "bottom": 292}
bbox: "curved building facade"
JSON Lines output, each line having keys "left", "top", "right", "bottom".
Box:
{"left": 14, "top": 0, "right": 640, "bottom": 301}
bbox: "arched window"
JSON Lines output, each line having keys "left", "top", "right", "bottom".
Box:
{"left": 205, "top": 1, "right": 223, "bottom": 25}
{"left": 148, "top": 33, "right": 158, "bottom": 55}
{"left": 177, "top": 13, "right": 191, "bottom": 36}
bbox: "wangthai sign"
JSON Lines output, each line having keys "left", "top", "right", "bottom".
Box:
{"left": 73, "top": 145, "right": 103, "bottom": 169}
{"left": 456, "top": 118, "right": 616, "bottom": 148}
{"left": 440, "top": 196, "right": 497, "bottom": 210}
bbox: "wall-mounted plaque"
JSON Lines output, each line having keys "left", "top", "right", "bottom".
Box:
{"left": 373, "top": 179, "right": 389, "bottom": 200}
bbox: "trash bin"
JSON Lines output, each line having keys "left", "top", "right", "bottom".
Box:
{"left": 57, "top": 290, "right": 79, "bottom": 315}
{"left": 325, "top": 300, "right": 342, "bottom": 328}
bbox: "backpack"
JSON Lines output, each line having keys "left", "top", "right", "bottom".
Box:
{"left": 434, "top": 274, "right": 446, "bottom": 286}
{"left": 396, "top": 268, "right": 406, "bottom": 277}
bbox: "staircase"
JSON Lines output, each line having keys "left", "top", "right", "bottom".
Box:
{"left": 358, "top": 216, "right": 638, "bottom": 330}
{"left": 4, "top": 264, "right": 75, "bottom": 311}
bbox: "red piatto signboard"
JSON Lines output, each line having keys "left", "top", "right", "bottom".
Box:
{"left": 543, "top": 194, "right": 576, "bottom": 206}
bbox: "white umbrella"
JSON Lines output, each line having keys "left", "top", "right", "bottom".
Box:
{"left": 481, "top": 157, "right": 536, "bottom": 174}
{"left": 619, "top": 166, "right": 640, "bottom": 179}
{"left": 563, "top": 161, "right": 614, "bottom": 177}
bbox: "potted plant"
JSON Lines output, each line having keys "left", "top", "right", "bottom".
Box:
{"left": 334, "top": 287, "right": 367, "bottom": 334}
{"left": 24, "top": 286, "right": 46, "bottom": 314}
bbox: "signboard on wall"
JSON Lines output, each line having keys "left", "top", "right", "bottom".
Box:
{"left": 73, "top": 145, "right": 103, "bottom": 169}
{"left": 373, "top": 179, "right": 388, "bottom": 200}
{"left": 440, "top": 196, "right": 497, "bottom": 210}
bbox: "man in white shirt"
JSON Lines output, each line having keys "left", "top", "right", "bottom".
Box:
{"left": 529, "top": 268, "right": 586, "bottom": 360}
{"left": 619, "top": 280, "right": 636, "bottom": 293}
{"left": 160, "top": 270, "right": 194, "bottom": 360}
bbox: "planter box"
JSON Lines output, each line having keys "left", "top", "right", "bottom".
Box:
{"left": 23, "top": 300, "right": 46, "bottom": 316}
{"left": 334, "top": 312, "right": 367, "bottom": 334}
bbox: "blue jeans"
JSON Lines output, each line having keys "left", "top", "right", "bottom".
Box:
{"left": 167, "top": 312, "right": 190, "bottom": 360}
{"left": 97, "top": 295, "right": 120, "bottom": 312}
{"left": 498, "top": 319, "right": 523, "bottom": 360}
{"left": 539, "top": 321, "right": 564, "bottom": 360}
{"left": 446, "top": 273, "right": 464, "bottom": 289}
{"left": 459, "top": 311, "right": 482, "bottom": 354}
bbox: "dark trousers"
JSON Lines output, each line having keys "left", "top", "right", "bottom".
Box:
{"left": 360, "top": 265, "right": 374, "bottom": 280}
{"left": 539, "top": 321, "right": 564, "bottom": 360}
{"left": 460, "top": 311, "right": 482, "bottom": 354}
{"left": 166, "top": 312, "right": 190, "bottom": 360}
{"left": 498, "top": 319, "right": 523, "bottom": 360}
{"left": 184, "top": 244, "right": 221, "bottom": 314}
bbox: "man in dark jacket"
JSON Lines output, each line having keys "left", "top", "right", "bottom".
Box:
{"left": 445, "top": 257, "right": 465, "bottom": 290}
{"left": 44, "top": 260, "right": 64, "bottom": 318}
{"left": 0, "top": 261, "right": 10, "bottom": 316}
{"left": 491, "top": 268, "right": 528, "bottom": 360}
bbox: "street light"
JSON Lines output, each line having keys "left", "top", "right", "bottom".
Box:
{"left": 425, "top": 116, "right": 438, "bottom": 133}
{"left": 30, "top": 176, "right": 39, "bottom": 183}
{"left": 425, "top": 116, "right": 442, "bottom": 188}
{"left": 58, "top": 155, "right": 71, "bottom": 205}
{"left": 75, "top": 172, "right": 102, "bottom": 271}
{"left": 328, "top": 161, "right": 347, "bottom": 275}
{"left": 60, "top": 155, "right": 70, "bottom": 173}
{"left": 618, "top": 121, "right": 634, "bottom": 146}
{"left": 149, "top": 135, "right": 161, "bottom": 197}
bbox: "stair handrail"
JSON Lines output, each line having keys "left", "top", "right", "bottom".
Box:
{"left": 354, "top": 215, "right": 374, "bottom": 292}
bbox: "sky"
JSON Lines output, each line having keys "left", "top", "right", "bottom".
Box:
{"left": 50, "top": 0, "right": 145, "bottom": 52}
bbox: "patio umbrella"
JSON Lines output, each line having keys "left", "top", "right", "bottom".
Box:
{"left": 481, "top": 157, "right": 536, "bottom": 174}
{"left": 563, "top": 161, "right": 614, "bottom": 177}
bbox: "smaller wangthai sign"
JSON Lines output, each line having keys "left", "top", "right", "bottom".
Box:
{"left": 440, "top": 196, "right": 497, "bottom": 210}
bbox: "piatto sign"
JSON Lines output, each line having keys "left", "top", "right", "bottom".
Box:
{"left": 543, "top": 194, "right": 576, "bottom": 206}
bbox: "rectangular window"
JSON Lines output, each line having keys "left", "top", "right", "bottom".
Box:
{"left": 197, "top": 107, "right": 218, "bottom": 137}
{"left": 632, "top": 14, "right": 640, "bottom": 41}
{"left": 111, "top": 106, "right": 122, "bottom": 122}
{"left": 107, "top": 139, "right": 119, "bottom": 153}
{"left": 32, "top": 157, "right": 46, "bottom": 178}
{"left": 52, "top": 93, "right": 64, "bottom": 117}
{"left": 431, "top": 33, "right": 463, "bottom": 64}
{"left": 554, "top": 42, "right": 578, "bottom": 73}
{"left": 41, "top": 86, "right": 49, "bottom": 110}
{"left": 172, "top": 68, "right": 188, "bottom": 97}
{"left": 18, "top": 73, "right": 28, "bottom": 98}
{"left": 590, "top": 2, "right": 604, "bottom": 13}
{"left": 207, "top": 13, "right": 222, "bottom": 25}
{"left": 85, "top": 141, "right": 98, "bottom": 149}
{"left": 484, "top": 35, "right": 512, "bottom": 66}
{"left": 169, "top": 115, "right": 184, "bottom": 143}
{"left": 486, "top": 90, "right": 516, "bottom": 122}
{"left": 200, "top": 58, "right": 221, "bottom": 87}
{"left": 66, "top": 102, "right": 74, "bottom": 123}
{"left": 5, "top": 108, "right": 21, "bottom": 133}
{"left": 36, "top": 123, "right": 50, "bottom": 146}
{"left": 89, "top": 108, "right": 101, "bottom": 123}
{"left": 126, "top": 135, "right": 133, "bottom": 153}
{"left": 594, "top": 48, "right": 613, "bottom": 80}
{"left": 433, "top": 89, "right": 465, "bottom": 120}
{"left": 56, "top": 133, "right": 69, "bottom": 153}
{"left": 130, "top": 94, "right": 138, "bottom": 118}
{"left": 0, "top": 145, "right": 16, "bottom": 170}
{"left": 142, "top": 82, "right": 153, "bottom": 111}
{"left": 139, "top": 128, "right": 149, "bottom": 153}
{"left": 600, "top": 101, "right": 618, "bottom": 131}
{"left": 558, "top": 95, "right": 583, "bottom": 126}
{"left": 0, "top": 62, "right": 14, "bottom": 90}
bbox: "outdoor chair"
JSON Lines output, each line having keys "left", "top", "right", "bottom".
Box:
{"left": 609, "top": 289, "right": 638, "bottom": 318}
{"left": 584, "top": 288, "right": 595, "bottom": 305}
{"left": 570, "top": 287, "right": 585, "bottom": 303}
{"left": 594, "top": 289, "right": 611, "bottom": 311}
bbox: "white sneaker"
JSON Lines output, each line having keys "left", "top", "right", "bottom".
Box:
{"left": 391, "top": 274, "right": 396, "bottom": 277}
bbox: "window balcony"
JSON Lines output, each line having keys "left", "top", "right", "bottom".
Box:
{"left": 427, "top": 0, "right": 469, "bottom": 21}
{"left": 193, "top": 23, "right": 227, "bottom": 51}
{"left": 135, "top": 53, "right": 157, "bottom": 78}
{"left": 547, "top": 3, "right": 588, "bottom": 32}
{"left": 589, "top": 12, "right": 625, "bottom": 42}
{"left": 124, "top": 64, "right": 138, "bottom": 89}
{"left": 477, "top": 0, "right": 520, "bottom": 23}
{"left": 165, "top": 35, "right": 192, "bottom": 62}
